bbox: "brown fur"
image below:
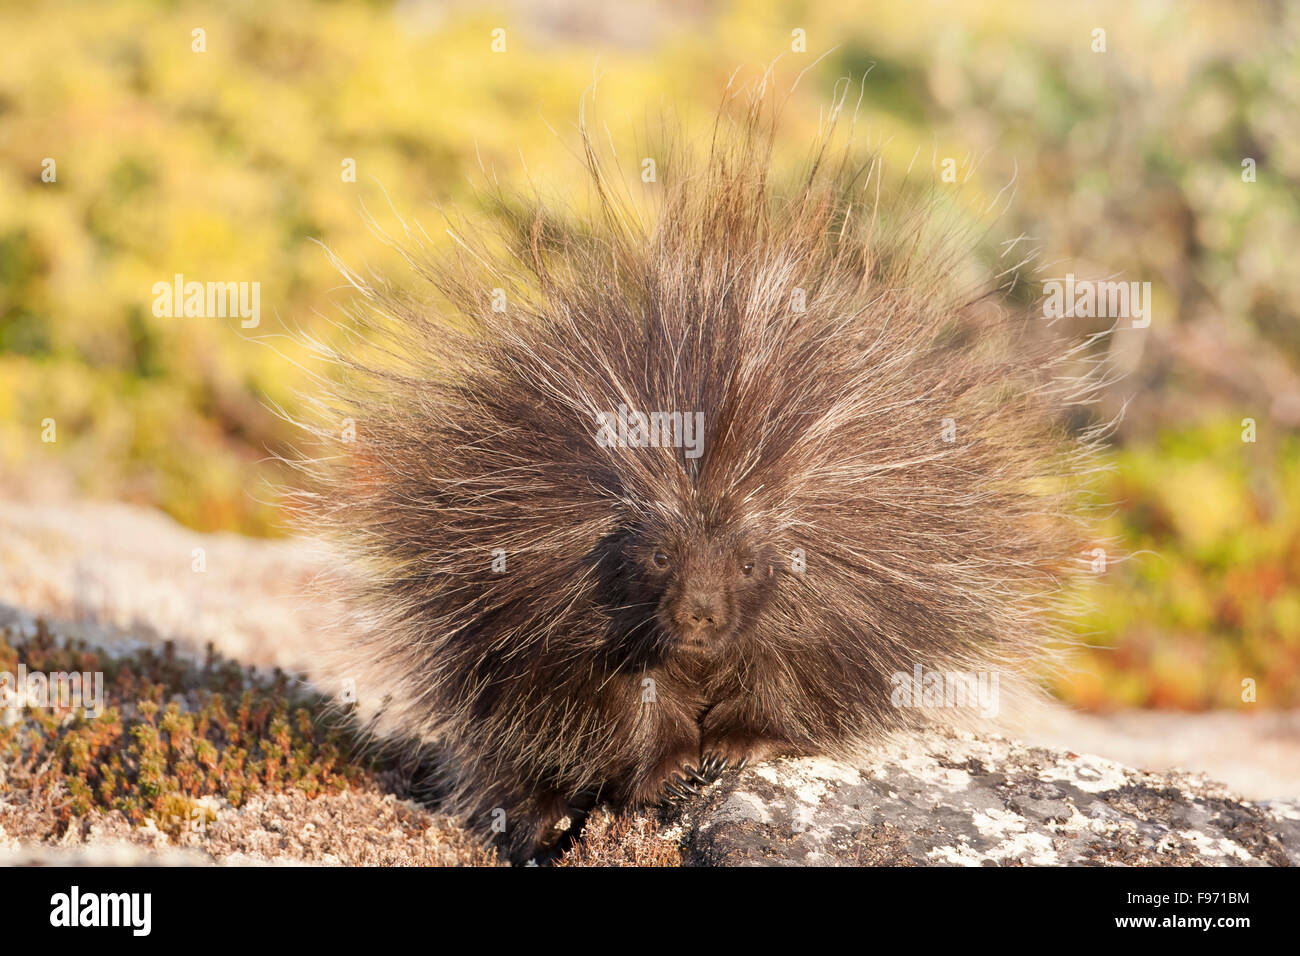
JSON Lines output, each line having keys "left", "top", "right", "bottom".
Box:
{"left": 293, "top": 88, "right": 1107, "bottom": 861}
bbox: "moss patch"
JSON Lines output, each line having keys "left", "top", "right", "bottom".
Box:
{"left": 1, "top": 619, "right": 374, "bottom": 839}
{"left": 556, "top": 810, "right": 683, "bottom": 867}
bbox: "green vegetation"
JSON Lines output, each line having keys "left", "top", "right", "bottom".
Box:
{"left": 1062, "top": 422, "right": 1300, "bottom": 710}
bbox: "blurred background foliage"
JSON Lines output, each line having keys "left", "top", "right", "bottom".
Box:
{"left": 0, "top": 0, "right": 1296, "bottom": 710}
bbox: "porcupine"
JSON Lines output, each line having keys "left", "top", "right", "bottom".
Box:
{"left": 298, "top": 87, "right": 1106, "bottom": 863}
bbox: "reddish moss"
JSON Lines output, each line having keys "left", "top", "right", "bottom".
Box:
{"left": 0, "top": 620, "right": 372, "bottom": 838}
{"left": 557, "top": 810, "right": 683, "bottom": 867}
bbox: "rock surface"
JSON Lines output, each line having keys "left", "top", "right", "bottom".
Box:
{"left": 663, "top": 732, "right": 1300, "bottom": 866}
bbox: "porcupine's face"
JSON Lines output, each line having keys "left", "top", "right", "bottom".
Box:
{"left": 625, "top": 530, "right": 779, "bottom": 655}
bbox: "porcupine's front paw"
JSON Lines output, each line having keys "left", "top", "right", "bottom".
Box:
{"left": 648, "top": 739, "right": 783, "bottom": 807}
{"left": 697, "top": 735, "right": 781, "bottom": 774}
{"left": 631, "top": 747, "right": 708, "bottom": 807}
{"left": 653, "top": 753, "right": 733, "bottom": 805}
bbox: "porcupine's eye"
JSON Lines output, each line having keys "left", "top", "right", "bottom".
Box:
{"left": 653, "top": 551, "right": 670, "bottom": 568}
{"left": 742, "top": 561, "right": 755, "bottom": 576}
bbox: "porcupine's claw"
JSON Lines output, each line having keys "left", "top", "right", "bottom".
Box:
{"left": 656, "top": 773, "right": 698, "bottom": 806}
{"left": 698, "top": 752, "right": 732, "bottom": 782}
{"left": 683, "top": 766, "right": 711, "bottom": 786}
{"left": 657, "top": 752, "right": 743, "bottom": 807}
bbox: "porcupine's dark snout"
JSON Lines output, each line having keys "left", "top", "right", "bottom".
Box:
{"left": 681, "top": 590, "right": 728, "bottom": 632}
{"left": 660, "top": 549, "right": 741, "bottom": 651}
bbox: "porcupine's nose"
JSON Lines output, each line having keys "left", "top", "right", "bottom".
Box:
{"left": 685, "top": 595, "right": 726, "bottom": 630}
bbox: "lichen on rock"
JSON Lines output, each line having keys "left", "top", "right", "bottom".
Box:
{"left": 661, "top": 732, "right": 1300, "bottom": 866}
